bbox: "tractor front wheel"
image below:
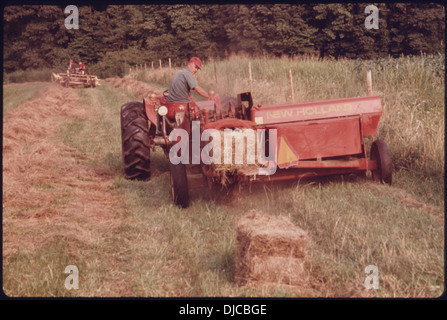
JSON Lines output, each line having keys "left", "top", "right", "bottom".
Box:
{"left": 370, "top": 139, "right": 392, "bottom": 185}
{"left": 170, "top": 162, "right": 189, "bottom": 208}
{"left": 120, "top": 101, "right": 152, "bottom": 180}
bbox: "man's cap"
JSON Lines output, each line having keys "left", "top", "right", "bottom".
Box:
{"left": 189, "top": 57, "right": 202, "bottom": 69}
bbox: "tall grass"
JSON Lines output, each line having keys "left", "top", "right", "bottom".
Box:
{"left": 3, "top": 68, "right": 56, "bottom": 84}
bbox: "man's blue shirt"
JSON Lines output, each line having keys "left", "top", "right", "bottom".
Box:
{"left": 166, "top": 67, "right": 198, "bottom": 103}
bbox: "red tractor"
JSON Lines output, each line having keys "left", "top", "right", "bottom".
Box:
{"left": 120, "top": 88, "right": 392, "bottom": 208}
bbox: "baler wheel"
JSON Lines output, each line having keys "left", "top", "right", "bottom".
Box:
{"left": 370, "top": 139, "right": 392, "bottom": 185}
{"left": 169, "top": 162, "right": 189, "bottom": 208}
{"left": 120, "top": 101, "right": 151, "bottom": 180}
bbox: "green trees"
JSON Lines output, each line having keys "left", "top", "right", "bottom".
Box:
{"left": 3, "top": 4, "right": 445, "bottom": 78}
{"left": 222, "top": 4, "right": 317, "bottom": 57}
{"left": 4, "top": 5, "right": 70, "bottom": 71}
{"left": 386, "top": 3, "right": 445, "bottom": 55}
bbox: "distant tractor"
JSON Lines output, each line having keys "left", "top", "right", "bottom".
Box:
{"left": 120, "top": 81, "right": 392, "bottom": 208}
{"left": 52, "top": 70, "right": 98, "bottom": 88}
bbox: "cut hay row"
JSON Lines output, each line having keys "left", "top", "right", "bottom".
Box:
{"left": 2, "top": 84, "right": 124, "bottom": 260}
{"left": 105, "top": 76, "right": 162, "bottom": 99}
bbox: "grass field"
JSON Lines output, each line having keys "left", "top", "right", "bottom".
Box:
{"left": 2, "top": 82, "right": 51, "bottom": 116}
{"left": 2, "top": 54, "right": 444, "bottom": 298}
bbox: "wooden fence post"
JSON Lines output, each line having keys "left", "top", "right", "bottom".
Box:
{"left": 159, "top": 59, "right": 162, "bottom": 71}
{"left": 248, "top": 62, "right": 253, "bottom": 94}
{"left": 289, "top": 69, "right": 294, "bottom": 102}
{"left": 169, "top": 58, "right": 172, "bottom": 70}
{"left": 214, "top": 62, "right": 218, "bottom": 85}
{"left": 366, "top": 70, "right": 372, "bottom": 96}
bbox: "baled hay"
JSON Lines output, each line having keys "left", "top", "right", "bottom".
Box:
{"left": 210, "top": 129, "right": 264, "bottom": 182}
{"left": 248, "top": 256, "right": 308, "bottom": 286}
{"left": 234, "top": 211, "right": 308, "bottom": 286}
{"left": 236, "top": 211, "right": 307, "bottom": 258}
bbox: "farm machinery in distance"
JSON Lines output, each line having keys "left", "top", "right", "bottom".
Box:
{"left": 120, "top": 83, "right": 392, "bottom": 208}
{"left": 52, "top": 70, "right": 99, "bottom": 88}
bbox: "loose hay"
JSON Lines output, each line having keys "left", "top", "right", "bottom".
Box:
{"left": 234, "top": 211, "right": 308, "bottom": 287}
{"left": 209, "top": 128, "right": 264, "bottom": 185}
{"left": 2, "top": 84, "right": 124, "bottom": 257}
{"left": 105, "top": 76, "right": 161, "bottom": 99}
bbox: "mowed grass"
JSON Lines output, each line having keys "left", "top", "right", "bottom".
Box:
{"left": 3, "top": 82, "right": 51, "bottom": 118}
{"left": 3, "top": 53, "right": 444, "bottom": 298}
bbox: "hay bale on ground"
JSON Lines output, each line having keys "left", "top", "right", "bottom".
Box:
{"left": 234, "top": 211, "right": 308, "bottom": 287}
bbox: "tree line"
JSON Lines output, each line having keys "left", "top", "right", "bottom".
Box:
{"left": 3, "top": 3, "right": 445, "bottom": 78}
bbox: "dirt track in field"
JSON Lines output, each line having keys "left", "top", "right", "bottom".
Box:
{"left": 2, "top": 84, "right": 125, "bottom": 259}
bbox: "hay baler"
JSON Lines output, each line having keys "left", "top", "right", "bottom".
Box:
{"left": 246, "top": 93, "right": 392, "bottom": 183}
{"left": 120, "top": 90, "right": 392, "bottom": 208}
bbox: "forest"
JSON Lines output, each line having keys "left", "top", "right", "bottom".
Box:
{"left": 3, "top": 3, "right": 445, "bottom": 78}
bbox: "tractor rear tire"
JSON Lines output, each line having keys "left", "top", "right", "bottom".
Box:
{"left": 120, "top": 101, "right": 151, "bottom": 180}
{"left": 370, "top": 139, "right": 392, "bottom": 185}
{"left": 170, "top": 162, "right": 189, "bottom": 208}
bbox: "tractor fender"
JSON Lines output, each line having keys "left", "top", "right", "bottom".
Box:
{"left": 143, "top": 98, "right": 157, "bottom": 125}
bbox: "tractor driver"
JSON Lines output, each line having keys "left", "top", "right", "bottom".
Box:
{"left": 165, "top": 57, "right": 210, "bottom": 107}
{"left": 68, "top": 59, "right": 79, "bottom": 74}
